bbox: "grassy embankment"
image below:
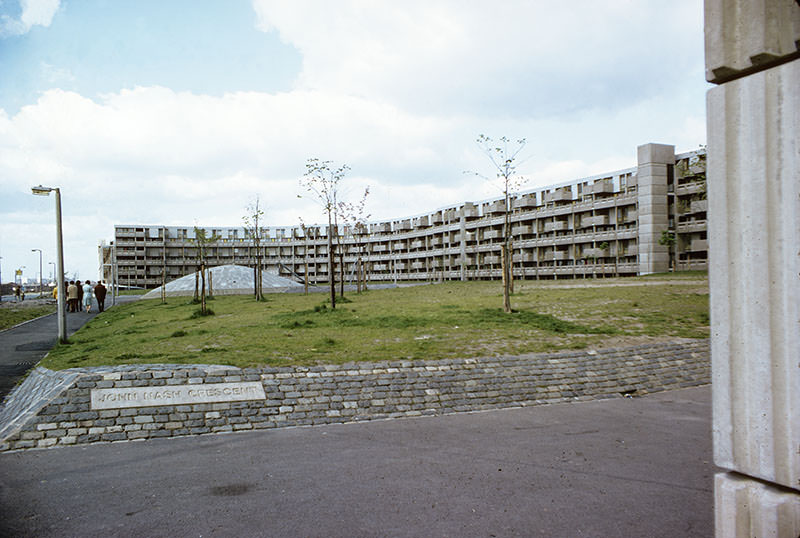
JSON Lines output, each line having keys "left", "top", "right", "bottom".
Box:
{"left": 0, "top": 304, "right": 56, "bottom": 331}
{"left": 41, "top": 276, "right": 709, "bottom": 371}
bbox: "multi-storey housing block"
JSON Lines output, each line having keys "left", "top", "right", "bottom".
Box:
{"left": 99, "top": 143, "right": 707, "bottom": 289}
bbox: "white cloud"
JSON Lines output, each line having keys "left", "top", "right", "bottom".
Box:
{"left": 252, "top": 0, "right": 703, "bottom": 118}
{"left": 1, "top": 0, "right": 59, "bottom": 37}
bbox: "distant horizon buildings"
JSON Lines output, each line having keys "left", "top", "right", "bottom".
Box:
{"left": 99, "top": 142, "right": 708, "bottom": 289}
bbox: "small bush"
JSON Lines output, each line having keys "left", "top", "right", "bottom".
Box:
{"left": 189, "top": 308, "right": 215, "bottom": 319}
{"left": 171, "top": 330, "right": 188, "bottom": 338}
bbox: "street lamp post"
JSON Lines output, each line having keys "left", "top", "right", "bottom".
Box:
{"left": 32, "top": 185, "right": 67, "bottom": 343}
{"left": 31, "top": 248, "right": 42, "bottom": 298}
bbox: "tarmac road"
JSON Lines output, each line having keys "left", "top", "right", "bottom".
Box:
{"left": 0, "top": 295, "right": 139, "bottom": 401}
{"left": 0, "top": 385, "right": 717, "bottom": 537}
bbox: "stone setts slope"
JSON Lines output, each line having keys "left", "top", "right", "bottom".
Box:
{"left": 0, "top": 340, "right": 709, "bottom": 451}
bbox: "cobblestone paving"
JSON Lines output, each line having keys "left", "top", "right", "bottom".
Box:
{"left": 0, "top": 339, "right": 709, "bottom": 451}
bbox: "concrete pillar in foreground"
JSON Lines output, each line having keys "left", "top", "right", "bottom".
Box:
{"left": 705, "top": 0, "right": 800, "bottom": 535}
{"left": 636, "top": 143, "right": 674, "bottom": 275}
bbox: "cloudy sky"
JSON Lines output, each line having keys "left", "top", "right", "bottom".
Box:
{"left": 0, "top": 0, "right": 708, "bottom": 283}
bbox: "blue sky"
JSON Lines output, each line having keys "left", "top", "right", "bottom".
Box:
{"left": 0, "top": 0, "right": 709, "bottom": 283}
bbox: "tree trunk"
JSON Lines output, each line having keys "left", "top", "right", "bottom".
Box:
{"left": 209, "top": 270, "right": 213, "bottom": 297}
{"left": 501, "top": 245, "right": 511, "bottom": 313}
{"left": 200, "top": 263, "right": 206, "bottom": 314}
{"left": 328, "top": 215, "right": 336, "bottom": 309}
{"left": 339, "top": 249, "right": 345, "bottom": 298}
{"left": 194, "top": 270, "right": 199, "bottom": 301}
{"left": 508, "top": 237, "right": 514, "bottom": 293}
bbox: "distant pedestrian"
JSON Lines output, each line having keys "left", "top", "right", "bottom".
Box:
{"left": 82, "top": 280, "right": 93, "bottom": 313}
{"left": 94, "top": 281, "right": 107, "bottom": 313}
{"left": 67, "top": 281, "right": 78, "bottom": 312}
{"left": 76, "top": 280, "right": 83, "bottom": 309}
{"left": 14, "top": 286, "right": 20, "bottom": 302}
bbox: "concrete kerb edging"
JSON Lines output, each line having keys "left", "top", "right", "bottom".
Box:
{"left": 0, "top": 340, "right": 710, "bottom": 452}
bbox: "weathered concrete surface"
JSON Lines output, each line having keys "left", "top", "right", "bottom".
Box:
{"left": 705, "top": 0, "right": 800, "bottom": 533}
{"left": 0, "top": 386, "right": 716, "bottom": 537}
{"left": 708, "top": 58, "right": 800, "bottom": 490}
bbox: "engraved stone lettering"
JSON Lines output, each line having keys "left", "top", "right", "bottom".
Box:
{"left": 91, "top": 382, "right": 266, "bottom": 410}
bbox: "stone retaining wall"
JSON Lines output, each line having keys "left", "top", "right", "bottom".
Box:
{"left": 0, "top": 340, "right": 709, "bottom": 452}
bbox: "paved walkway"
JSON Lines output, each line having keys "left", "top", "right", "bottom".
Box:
{"left": 0, "top": 296, "right": 139, "bottom": 401}
{"left": 0, "top": 385, "right": 716, "bottom": 537}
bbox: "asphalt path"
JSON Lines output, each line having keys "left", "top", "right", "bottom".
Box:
{"left": 0, "top": 386, "right": 716, "bottom": 537}
{"left": 0, "top": 295, "right": 139, "bottom": 401}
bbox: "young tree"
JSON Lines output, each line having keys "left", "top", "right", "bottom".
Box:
{"left": 243, "top": 196, "right": 266, "bottom": 301}
{"left": 659, "top": 230, "right": 677, "bottom": 272}
{"left": 300, "top": 159, "right": 349, "bottom": 310}
{"left": 339, "top": 186, "right": 371, "bottom": 293}
{"left": 192, "top": 226, "right": 220, "bottom": 315}
{"left": 470, "top": 135, "right": 528, "bottom": 313}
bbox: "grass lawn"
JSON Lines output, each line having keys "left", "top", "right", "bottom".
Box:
{"left": 41, "top": 277, "right": 709, "bottom": 371}
{"left": 0, "top": 303, "right": 56, "bottom": 331}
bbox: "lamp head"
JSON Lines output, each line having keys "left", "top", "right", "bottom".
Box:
{"left": 32, "top": 185, "right": 54, "bottom": 196}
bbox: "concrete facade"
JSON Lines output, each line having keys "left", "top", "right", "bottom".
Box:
{"left": 99, "top": 143, "right": 708, "bottom": 288}
{"left": 706, "top": 0, "right": 800, "bottom": 535}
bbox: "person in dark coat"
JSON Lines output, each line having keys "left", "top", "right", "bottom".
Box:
{"left": 94, "top": 281, "right": 107, "bottom": 313}
{"left": 76, "top": 280, "right": 83, "bottom": 308}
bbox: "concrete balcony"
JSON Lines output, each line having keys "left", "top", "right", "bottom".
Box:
{"left": 691, "top": 200, "right": 708, "bottom": 213}
{"left": 371, "top": 223, "right": 391, "bottom": 234}
{"left": 689, "top": 239, "right": 709, "bottom": 252}
{"left": 487, "top": 200, "right": 506, "bottom": 215}
{"left": 393, "top": 241, "right": 407, "bottom": 250}
{"left": 583, "top": 248, "right": 610, "bottom": 258}
{"left": 512, "top": 224, "right": 533, "bottom": 235}
{"left": 372, "top": 263, "right": 388, "bottom": 271}
{"left": 675, "top": 181, "right": 705, "bottom": 196}
{"left": 514, "top": 194, "right": 538, "bottom": 209}
{"left": 461, "top": 203, "right": 479, "bottom": 219}
{"left": 371, "top": 245, "right": 388, "bottom": 253}
{"left": 677, "top": 219, "right": 707, "bottom": 233}
{"left": 513, "top": 253, "right": 536, "bottom": 263}
{"left": 544, "top": 221, "right": 569, "bottom": 233}
{"left": 410, "top": 240, "right": 425, "bottom": 250}
{"left": 396, "top": 220, "right": 412, "bottom": 231}
{"left": 411, "top": 262, "right": 425, "bottom": 270}
{"left": 542, "top": 251, "right": 569, "bottom": 261}
{"left": 585, "top": 215, "right": 610, "bottom": 227}
{"left": 588, "top": 181, "right": 614, "bottom": 195}
{"left": 453, "top": 232, "right": 476, "bottom": 243}
{"left": 430, "top": 236, "right": 443, "bottom": 246}
{"left": 430, "top": 212, "right": 444, "bottom": 225}
{"left": 484, "top": 255, "right": 501, "bottom": 264}
{"left": 414, "top": 216, "right": 430, "bottom": 228}
{"left": 545, "top": 189, "right": 572, "bottom": 203}
{"left": 483, "top": 230, "right": 502, "bottom": 240}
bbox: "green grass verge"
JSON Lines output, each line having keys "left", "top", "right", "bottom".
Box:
{"left": 41, "top": 277, "right": 709, "bottom": 370}
{"left": 118, "top": 289, "right": 149, "bottom": 296}
{"left": 0, "top": 305, "right": 57, "bottom": 330}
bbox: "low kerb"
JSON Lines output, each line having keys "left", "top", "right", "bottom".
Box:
{"left": 91, "top": 382, "right": 266, "bottom": 410}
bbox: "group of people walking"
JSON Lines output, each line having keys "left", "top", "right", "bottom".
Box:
{"left": 62, "top": 280, "right": 107, "bottom": 313}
